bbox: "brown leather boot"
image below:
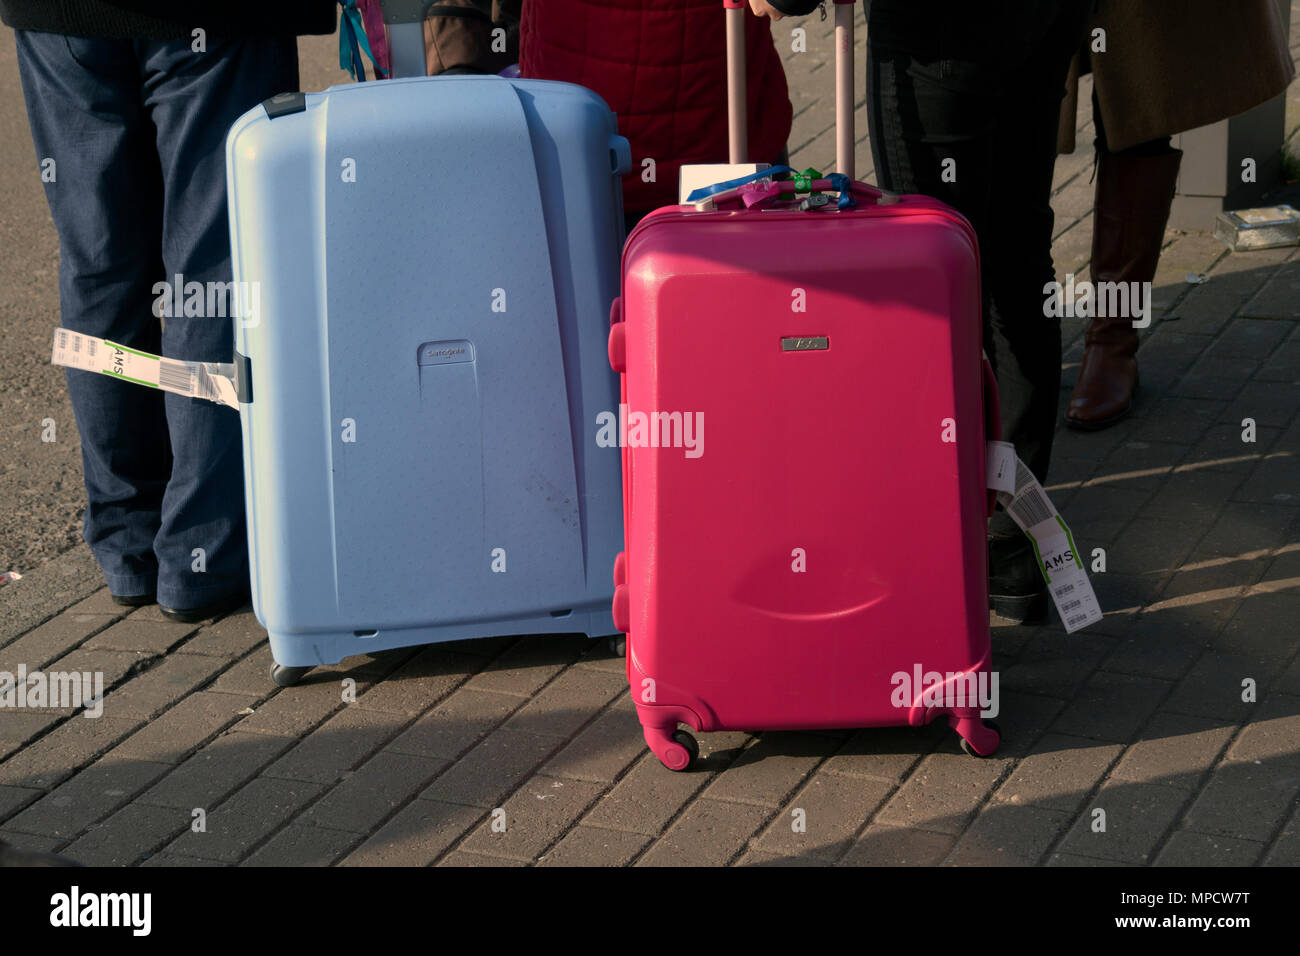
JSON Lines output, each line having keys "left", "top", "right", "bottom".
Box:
{"left": 1065, "top": 147, "right": 1182, "bottom": 429}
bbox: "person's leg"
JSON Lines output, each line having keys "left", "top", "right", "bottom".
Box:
{"left": 981, "top": 2, "right": 1092, "bottom": 482}
{"left": 867, "top": 0, "right": 1089, "bottom": 622}
{"left": 139, "top": 36, "right": 300, "bottom": 614}
{"left": 15, "top": 31, "right": 170, "bottom": 602}
{"left": 1066, "top": 93, "right": 1181, "bottom": 429}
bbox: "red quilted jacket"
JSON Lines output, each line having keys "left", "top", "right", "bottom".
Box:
{"left": 520, "top": 0, "right": 793, "bottom": 215}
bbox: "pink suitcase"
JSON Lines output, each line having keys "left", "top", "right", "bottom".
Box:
{"left": 607, "top": 0, "right": 1002, "bottom": 771}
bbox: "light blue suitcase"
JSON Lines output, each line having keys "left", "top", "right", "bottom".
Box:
{"left": 225, "top": 68, "right": 631, "bottom": 685}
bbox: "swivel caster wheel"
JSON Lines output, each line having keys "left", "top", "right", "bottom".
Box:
{"left": 608, "top": 634, "right": 626, "bottom": 657}
{"left": 958, "top": 718, "right": 1001, "bottom": 758}
{"left": 667, "top": 730, "right": 699, "bottom": 771}
{"left": 269, "top": 663, "right": 312, "bottom": 688}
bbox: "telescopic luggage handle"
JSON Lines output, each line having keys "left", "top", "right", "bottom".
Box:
{"left": 724, "top": 0, "right": 855, "bottom": 179}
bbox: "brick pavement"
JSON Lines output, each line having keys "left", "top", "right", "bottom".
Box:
{"left": 1, "top": 8, "right": 1299, "bottom": 867}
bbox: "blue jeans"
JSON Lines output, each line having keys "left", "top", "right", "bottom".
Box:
{"left": 15, "top": 31, "right": 298, "bottom": 608}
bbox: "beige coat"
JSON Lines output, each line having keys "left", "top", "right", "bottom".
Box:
{"left": 1059, "top": 0, "right": 1295, "bottom": 154}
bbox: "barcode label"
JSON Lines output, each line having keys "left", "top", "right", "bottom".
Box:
{"left": 1066, "top": 612, "right": 1090, "bottom": 627}
{"left": 1009, "top": 485, "right": 1054, "bottom": 528}
{"left": 1056, "top": 582, "right": 1074, "bottom": 596}
{"left": 158, "top": 358, "right": 194, "bottom": 393}
{"left": 1061, "top": 598, "right": 1081, "bottom": 613}
{"left": 71, "top": 335, "right": 82, "bottom": 354}
{"left": 56, "top": 330, "right": 69, "bottom": 350}
{"left": 86, "top": 337, "right": 97, "bottom": 359}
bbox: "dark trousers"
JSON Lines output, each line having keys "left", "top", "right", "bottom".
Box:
{"left": 16, "top": 31, "right": 298, "bottom": 607}
{"left": 866, "top": 0, "right": 1091, "bottom": 502}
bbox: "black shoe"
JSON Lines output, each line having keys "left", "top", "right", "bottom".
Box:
{"left": 988, "top": 533, "right": 1049, "bottom": 625}
{"left": 112, "top": 591, "right": 156, "bottom": 608}
{"left": 159, "top": 590, "right": 249, "bottom": 624}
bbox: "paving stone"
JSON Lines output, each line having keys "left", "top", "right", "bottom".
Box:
{"left": 263, "top": 707, "right": 408, "bottom": 785}
{"left": 702, "top": 731, "right": 832, "bottom": 808}
{"left": 502, "top": 665, "right": 626, "bottom": 740}
{"left": 874, "top": 751, "right": 1008, "bottom": 835}
{"left": 978, "top": 690, "right": 1067, "bottom": 760}
{"left": 82, "top": 616, "right": 198, "bottom": 655}
{"left": 3, "top": 757, "right": 171, "bottom": 839}
{"left": 0, "top": 711, "right": 60, "bottom": 761}
{"left": 1002, "top": 633, "right": 1119, "bottom": 698}
{"left": 163, "top": 776, "right": 326, "bottom": 863}
{"left": 241, "top": 824, "right": 359, "bottom": 867}
{"left": 233, "top": 679, "right": 346, "bottom": 737}
{"left": 1101, "top": 621, "right": 1208, "bottom": 681}
{"left": 1264, "top": 807, "right": 1300, "bottom": 865}
{"left": 1154, "top": 829, "right": 1263, "bottom": 866}
{"left": 99, "top": 653, "right": 228, "bottom": 720}
{"left": 352, "top": 646, "right": 479, "bottom": 715}
{"left": 819, "top": 722, "right": 945, "bottom": 781}
{"left": 752, "top": 772, "right": 891, "bottom": 862}
{"left": 635, "top": 798, "right": 772, "bottom": 867}
{"left": 947, "top": 804, "right": 1073, "bottom": 866}
{"left": 1182, "top": 757, "right": 1299, "bottom": 844}
{"left": 0, "top": 716, "right": 143, "bottom": 788}
{"left": 536, "top": 824, "right": 649, "bottom": 867}
{"left": 1223, "top": 694, "right": 1300, "bottom": 766}
{"left": 207, "top": 650, "right": 278, "bottom": 699}
{"left": 111, "top": 690, "right": 260, "bottom": 766}
{"left": 465, "top": 634, "right": 589, "bottom": 697}
{"left": 437, "top": 849, "right": 528, "bottom": 867}
{"left": 140, "top": 853, "right": 226, "bottom": 867}
{"left": 0, "top": 831, "right": 66, "bottom": 855}
{"left": 60, "top": 801, "right": 189, "bottom": 866}
{"left": 459, "top": 775, "right": 603, "bottom": 862}
{"left": 0, "top": 612, "right": 117, "bottom": 671}
{"left": 1130, "top": 397, "right": 1226, "bottom": 445}
{"left": 1214, "top": 590, "right": 1300, "bottom": 661}
{"left": 992, "top": 734, "right": 1123, "bottom": 813}
{"left": 1049, "top": 671, "right": 1171, "bottom": 742}
{"left": 1056, "top": 781, "right": 1188, "bottom": 864}
{"left": 581, "top": 752, "right": 720, "bottom": 836}
{"left": 41, "top": 647, "right": 150, "bottom": 696}
{"left": 0, "top": 784, "right": 41, "bottom": 819}
{"left": 303, "top": 751, "right": 447, "bottom": 833}
{"left": 1163, "top": 652, "right": 1277, "bottom": 722}
{"left": 838, "top": 824, "right": 956, "bottom": 867}
{"left": 137, "top": 731, "right": 294, "bottom": 810}
{"left": 1110, "top": 712, "right": 1235, "bottom": 789}
{"left": 384, "top": 687, "right": 521, "bottom": 760}
{"left": 340, "top": 799, "right": 484, "bottom": 866}
{"left": 180, "top": 611, "right": 270, "bottom": 660}
{"left": 1044, "top": 852, "right": 1138, "bottom": 867}
{"left": 540, "top": 699, "right": 646, "bottom": 783}
{"left": 419, "top": 729, "right": 561, "bottom": 809}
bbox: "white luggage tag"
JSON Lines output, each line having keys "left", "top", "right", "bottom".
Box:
{"left": 986, "top": 441, "right": 1017, "bottom": 494}
{"left": 995, "top": 456, "right": 1103, "bottom": 634}
{"left": 51, "top": 328, "right": 239, "bottom": 410}
{"left": 678, "top": 163, "right": 768, "bottom": 206}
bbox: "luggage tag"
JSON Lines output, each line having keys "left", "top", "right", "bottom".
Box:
{"left": 994, "top": 455, "right": 1104, "bottom": 634}
{"left": 51, "top": 328, "right": 239, "bottom": 410}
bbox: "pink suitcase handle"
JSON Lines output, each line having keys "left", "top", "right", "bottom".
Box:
{"left": 725, "top": 0, "right": 856, "bottom": 178}
{"left": 734, "top": 176, "right": 886, "bottom": 209}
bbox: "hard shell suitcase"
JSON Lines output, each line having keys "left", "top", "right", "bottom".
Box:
{"left": 227, "top": 2, "right": 631, "bottom": 685}
{"left": 608, "top": 0, "right": 1001, "bottom": 769}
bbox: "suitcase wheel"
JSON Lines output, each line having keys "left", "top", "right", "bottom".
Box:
{"left": 607, "top": 634, "right": 626, "bottom": 657}
{"left": 269, "top": 664, "right": 313, "bottom": 688}
{"left": 663, "top": 730, "right": 699, "bottom": 771}
{"left": 957, "top": 718, "right": 1001, "bottom": 758}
